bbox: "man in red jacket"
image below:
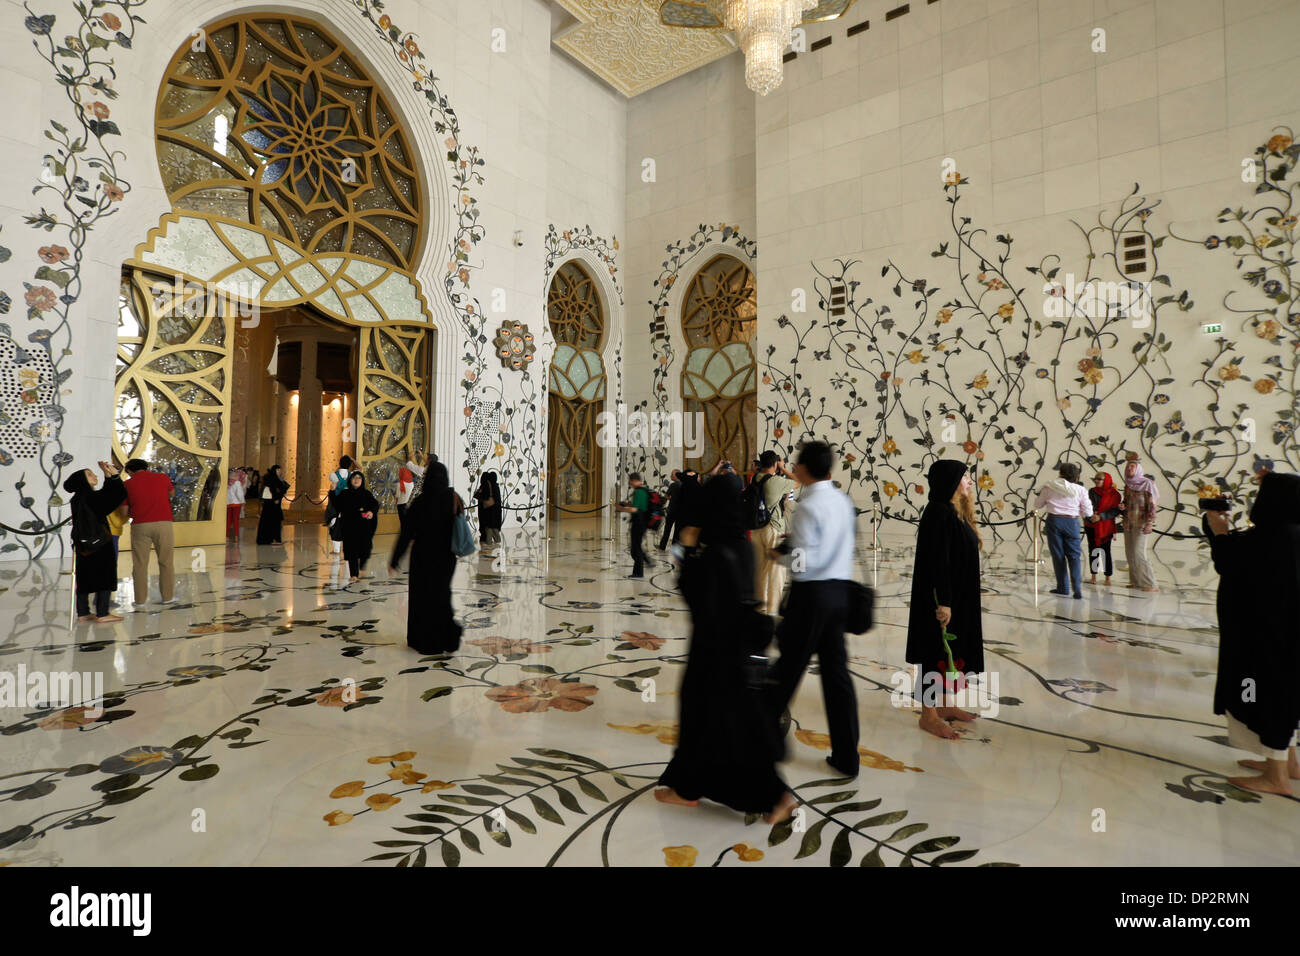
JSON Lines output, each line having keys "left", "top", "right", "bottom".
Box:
{"left": 124, "top": 459, "right": 176, "bottom": 606}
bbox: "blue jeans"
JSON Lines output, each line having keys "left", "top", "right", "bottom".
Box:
{"left": 1045, "top": 515, "right": 1082, "bottom": 594}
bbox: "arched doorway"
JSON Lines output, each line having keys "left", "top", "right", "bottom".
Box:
{"left": 680, "top": 254, "right": 758, "bottom": 473}
{"left": 115, "top": 12, "right": 435, "bottom": 545}
{"left": 546, "top": 260, "right": 607, "bottom": 514}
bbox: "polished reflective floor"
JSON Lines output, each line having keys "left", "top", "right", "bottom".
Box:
{"left": 0, "top": 517, "right": 1294, "bottom": 867}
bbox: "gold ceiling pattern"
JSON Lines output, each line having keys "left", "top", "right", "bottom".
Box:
{"left": 552, "top": 0, "right": 735, "bottom": 98}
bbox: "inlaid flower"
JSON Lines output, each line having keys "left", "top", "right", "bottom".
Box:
{"left": 240, "top": 68, "right": 373, "bottom": 209}
{"left": 795, "top": 729, "right": 831, "bottom": 749}
{"left": 1263, "top": 280, "right": 1283, "bottom": 296}
{"left": 882, "top": 439, "right": 898, "bottom": 455}
{"left": 1083, "top": 366, "right": 1104, "bottom": 385}
{"left": 1197, "top": 484, "right": 1219, "bottom": 498}
{"left": 1256, "top": 318, "right": 1282, "bottom": 338}
{"left": 89, "top": 101, "right": 110, "bottom": 120}
{"left": 971, "top": 373, "right": 989, "bottom": 390}
{"left": 421, "top": 780, "right": 455, "bottom": 793}
{"left": 99, "top": 12, "right": 121, "bottom": 30}
{"left": 1254, "top": 235, "right": 1273, "bottom": 249}
{"left": 166, "top": 665, "right": 226, "bottom": 678}
{"left": 1017, "top": 436, "right": 1036, "bottom": 451}
{"left": 468, "top": 636, "right": 552, "bottom": 656}
{"left": 1164, "top": 418, "right": 1184, "bottom": 434}
{"left": 788, "top": 413, "right": 802, "bottom": 426}
{"left": 906, "top": 349, "right": 924, "bottom": 363}
{"left": 962, "top": 440, "right": 978, "bottom": 454}
{"left": 330, "top": 781, "right": 366, "bottom": 798}
{"left": 323, "top": 810, "right": 353, "bottom": 826}
{"left": 977, "top": 474, "right": 995, "bottom": 490}
{"left": 997, "top": 302, "right": 1015, "bottom": 319}
{"left": 1152, "top": 393, "right": 1170, "bottom": 404}
{"left": 1267, "top": 133, "right": 1293, "bottom": 153}
{"left": 607, "top": 721, "right": 678, "bottom": 745}
{"left": 936, "top": 307, "right": 953, "bottom": 323}
{"left": 1218, "top": 364, "right": 1242, "bottom": 381}
{"left": 37, "top": 245, "right": 68, "bottom": 264}
{"left": 1279, "top": 216, "right": 1298, "bottom": 230}
{"left": 1204, "top": 235, "right": 1220, "bottom": 249}
{"left": 1034, "top": 368, "right": 1049, "bottom": 379}
{"left": 315, "top": 686, "right": 370, "bottom": 707}
{"left": 104, "top": 185, "right": 124, "bottom": 202}
{"left": 37, "top": 705, "right": 99, "bottom": 731}
{"left": 1255, "top": 378, "right": 1277, "bottom": 394}
{"left": 365, "top": 793, "right": 402, "bottom": 811}
{"left": 485, "top": 678, "right": 598, "bottom": 714}
{"left": 1125, "top": 414, "right": 1145, "bottom": 428}
{"left": 1012, "top": 351, "right": 1030, "bottom": 368}
{"left": 24, "top": 286, "right": 56, "bottom": 312}
{"left": 663, "top": 846, "right": 698, "bottom": 867}
{"left": 883, "top": 481, "right": 898, "bottom": 498}
{"left": 618, "top": 631, "right": 665, "bottom": 650}
{"left": 386, "top": 763, "right": 426, "bottom": 785}
{"left": 99, "top": 746, "right": 185, "bottom": 776}
{"left": 732, "top": 844, "right": 765, "bottom": 861}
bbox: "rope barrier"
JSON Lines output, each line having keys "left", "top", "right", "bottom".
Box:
{"left": 0, "top": 517, "right": 71, "bottom": 536}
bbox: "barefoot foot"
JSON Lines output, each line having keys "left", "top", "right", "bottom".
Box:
{"left": 1225, "top": 774, "right": 1293, "bottom": 796}
{"left": 937, "top": 706, "right": 979, "bottom": 722}
{"left": 764, "top": 789, "right": 799, "bottom": 825}
{"left": 654, "top": 787, "right": 699, "bottom": 807}
{"left": 1236, "top": 758, "right": 1300, "bottom": 780}
{"left": 919, "top": 712, "right": 961, "bottom": 739}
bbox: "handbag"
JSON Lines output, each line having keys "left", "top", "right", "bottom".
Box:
{"left": 451, "top": 510, "right": 477, "bottom": 557}
{"left": 845, "top": 580, "right": 875, "bottom": 634}
{"left": 262, "top": 485, "right": 272, "bottom": 500}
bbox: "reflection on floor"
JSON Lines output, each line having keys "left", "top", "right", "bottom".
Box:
{"left": 0, "top": 517, "right": 1294, "bottom": 867}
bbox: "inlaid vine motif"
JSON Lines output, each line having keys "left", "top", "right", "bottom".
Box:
{"left": 0, "top": 1, "right": 147, "bottom": 559}
{"left": 760, "top": 148, "right": 1294, "bottom": 544}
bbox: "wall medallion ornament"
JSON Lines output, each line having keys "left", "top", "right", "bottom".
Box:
{"left": 494, "top": 322, "right": 536, "bottom": 372}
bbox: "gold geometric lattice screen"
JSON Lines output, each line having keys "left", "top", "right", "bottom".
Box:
{"left": 114, "top": 270, "right": 232, "bottom": 522}
{"left": 680, "top": 254, "right": 757, "bottom": 473}
{"left": 358, "top": 325, "right": 431, "bottom": 507}
{"left": 547, "top": 261, "right": 606, "bottom": 510}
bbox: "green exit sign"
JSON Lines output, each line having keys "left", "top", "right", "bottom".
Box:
{"left": 1203, "top": 323, "right": 1222, "bottom": 334}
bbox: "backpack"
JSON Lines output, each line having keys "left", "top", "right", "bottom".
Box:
{"left": 741, "top": 474, "right": 773, "bottom": 530}
{"left": 645, "top": 490, "right": 666, "bottom": 530}
{"left": 71, "top": 494, "right": 109, "bottom": 556}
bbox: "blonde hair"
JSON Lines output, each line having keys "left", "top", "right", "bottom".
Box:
{"left": 951, "top": 487, "right": 983, "bottom": 550}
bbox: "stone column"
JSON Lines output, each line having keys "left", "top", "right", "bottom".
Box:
{"left": 295, "top": 334, "right": 322, "bottom": 506}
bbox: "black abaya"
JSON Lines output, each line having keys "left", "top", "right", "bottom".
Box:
{"left": 335, "top": 474, "right": 379, "bottom": 573}
{"left": 391, "top": 480, "right": 461, "bottom": 654}
{"left": 1209, "top": 473, "right": 1300, "bottom": 751}
{"left": 906, "top": 460, "right": 984, "bottom": 678}
{"left": 256, "top": 471, "right": 289, "bottom": 544}
{"left": 66, "top": 472, "right": 126, "bottom": 595}
{"left": 658, "top": 474, "right": 784, "bottom": 813}
{"left": 474, "top": 472, "right": 503, "bottom": 535}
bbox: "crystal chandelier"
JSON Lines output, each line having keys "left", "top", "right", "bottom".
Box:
{"left": 714, "top": 0, "right": 817, "bottom": 95}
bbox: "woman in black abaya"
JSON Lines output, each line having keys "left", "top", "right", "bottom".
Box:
{"left": 655, "top": 472, "right": 797, "bottom": 823}
{"left": 1206, "top": 471, "right": 1300, "bottom": 795}
{"left": 906, "top": 459, "right": 984, "bottom": 739}
{"left": 474, "top": 471, "right": 503, "bottom": 544}
{"left": 389, "top": 462, "right": 462, "bottom": 654}
{"left": 65, "top": 461, "right": 127, "bottom": 623}
{"left": 335, "top": 471, "right": 379, "bottom": 582}
{"left": 255, "top": 464, "right": 289, "bottom": 545}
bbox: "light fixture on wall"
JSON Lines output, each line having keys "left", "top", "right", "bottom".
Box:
{"left": 660, "top": 0, "right": 857, "bottom": 95}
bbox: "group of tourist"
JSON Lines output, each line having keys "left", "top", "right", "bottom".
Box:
{"left": 65, "top": 458, "right": 176, "bottom": 623}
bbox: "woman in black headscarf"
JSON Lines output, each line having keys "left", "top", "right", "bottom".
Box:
{"left": 668, "top": 469, "right": 703, "bottom": 549}
{"left": 255, "top": 464, "right": 290, "bottom": 545}
{"left": 389, "top": 461, "right": 462, "bottom": 654}
{"left": 474, "top": 471, "right": 503, "bottom": 545}
{"left": 64, "top": 461, "right": 127, "bottom": 623}
{"left": 655, "top": 471, "right": 797, "bottom": 823}
{"left": 906, "top": 459, "right": 984, "bottom": 739}
{"left": 335, "top": 471, "right": 379, "bottom": 582}
{"left": 1206, "top": 471, "right": 1300, "bottom": 795}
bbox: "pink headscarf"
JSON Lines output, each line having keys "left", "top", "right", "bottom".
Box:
{"left": 1124, "top": 461, "right": 1158, "bottom": 506}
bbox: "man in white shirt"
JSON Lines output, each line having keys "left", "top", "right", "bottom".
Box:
{"left": 767, "top": 440, "right": 860, "bottom": 778}
{"left": 1033, "top": 462, "right": 1093, "bottom": 598}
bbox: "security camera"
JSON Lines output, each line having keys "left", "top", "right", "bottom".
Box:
{"left": 512, "top": 230, "right": 524, "bottom": 248}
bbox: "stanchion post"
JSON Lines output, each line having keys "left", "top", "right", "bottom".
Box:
{"left": 69, "top": 547, "right": 76, "bottom": 632}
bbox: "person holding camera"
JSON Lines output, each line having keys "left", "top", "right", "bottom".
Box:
{"left": 1034, "top": 462, "right": 1093, "bottom": 598}
{"left": 1204, "top": 472, "right": 1300, "bottom": 795}
{"left": 751, "top": 450, "right": 798, "bottom": 615}
{"left": 616, "top": 473, "right": 652, "bottom": 579}
{"left": 65, "top": 459, "right": 127, "bottom": 624}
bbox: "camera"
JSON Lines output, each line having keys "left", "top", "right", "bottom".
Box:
{"left": 1198, "top": 497, "right": 1231, "bottom": 512}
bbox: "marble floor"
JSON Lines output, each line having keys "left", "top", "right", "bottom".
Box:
{"left": 0, "top": 517, "right": 1294, "bottom": 868}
